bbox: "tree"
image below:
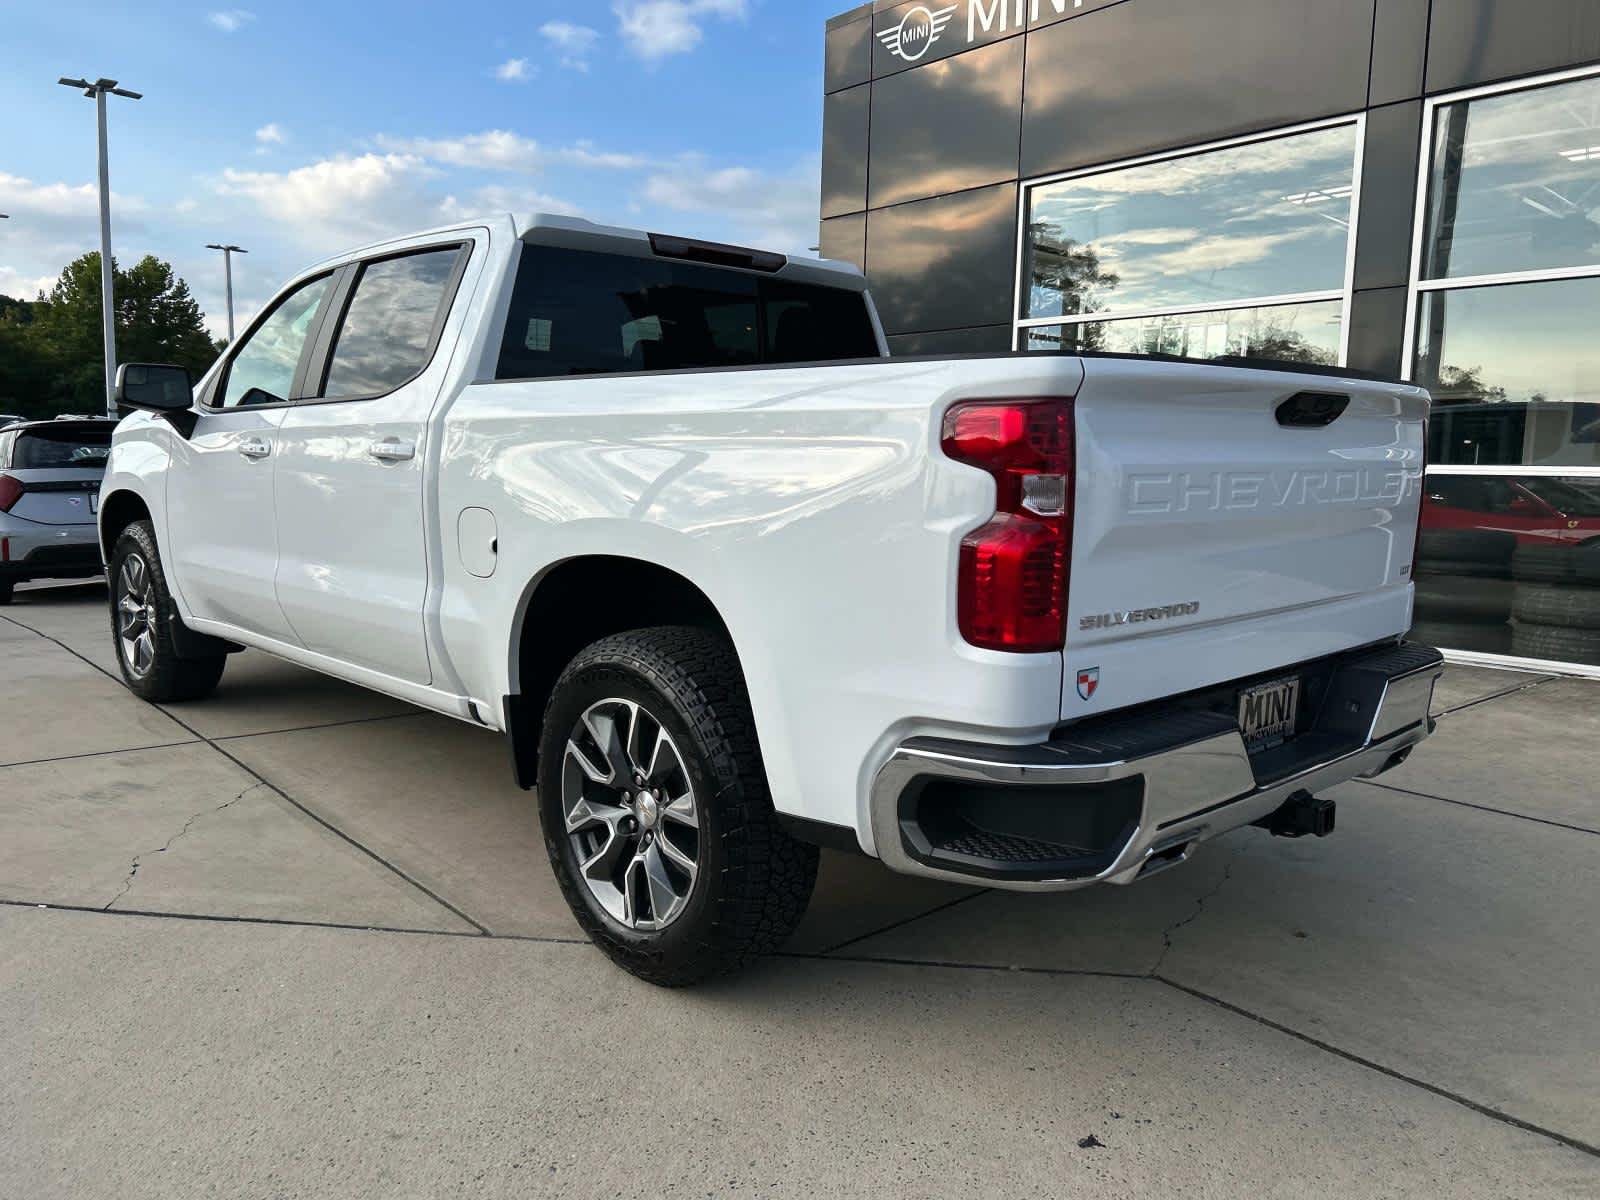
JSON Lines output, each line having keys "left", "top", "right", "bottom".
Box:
{"left": 0, "top": 252, "right": 222, "bottom": 417}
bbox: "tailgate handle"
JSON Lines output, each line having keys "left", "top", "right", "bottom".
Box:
{"left": 1276, "top": 391, "right": 1349, "bottom": 428}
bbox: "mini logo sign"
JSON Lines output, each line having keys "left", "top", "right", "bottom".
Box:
{"left": 878, "top": 4, "right": 958, "bottom": 62}
{"left": 1077, "top": 667, "right": 1100, "bottom": 701}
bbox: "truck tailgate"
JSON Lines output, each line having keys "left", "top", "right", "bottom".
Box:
{"left": 1062, "top": 358, "right": 1427, "bottom": 721}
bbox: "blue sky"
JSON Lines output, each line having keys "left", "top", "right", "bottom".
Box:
{"left": 0, "top": 0, "right": 837, "bottom": 334}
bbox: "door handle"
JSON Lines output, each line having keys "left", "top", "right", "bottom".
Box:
{"left": 368, "top": 437, "right": 416, "bottom": 462}
{"left": 238, "top": 437, "right": 272, "bottom": 460}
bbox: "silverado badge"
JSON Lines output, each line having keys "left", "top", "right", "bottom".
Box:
{"left": 1077, "top": 667, "right": 1100, "bottom": 701}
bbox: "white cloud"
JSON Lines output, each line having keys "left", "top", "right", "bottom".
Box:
{"left": 541, "top": 20, "right": 599, "bottom": 70}
{"left": 642, "top": 155, "right": 820, "bottom": 253}
{"left": 614, "top": 0, "right": 746, "bottom": 61}
{"left": 254, "top": 122, "right": 287, "bottom": 145}
{"left": 494, "top": 57, "right": 533, "bottom": 82}
{"left": 377, "top": 130, "right": 542, "bottom": 172}
{"left": 377, "top": 130, "right": 650, "bottom": 173}
{"left": 206, "top": 9, "right": 255, "bottom": 32}
{"left": 438, "top": 185, "right": 583, "bottom": 223}
{"left": 0, "top": 266, "right": 58, "bottom": 302}
{"left": 216, "top": 153, "right": 442, "bottom": 253}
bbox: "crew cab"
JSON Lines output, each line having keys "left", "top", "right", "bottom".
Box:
{"left": 100, "top": 214, "right": 1441, "bottom": 984}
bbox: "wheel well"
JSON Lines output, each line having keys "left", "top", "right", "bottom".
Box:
{"left": 506, "top": 555, "right": 736, "bottom": 786}
{"left": 99, "top": 490, "right": 151, "bottom": 561}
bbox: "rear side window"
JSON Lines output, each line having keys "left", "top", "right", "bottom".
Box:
{"left": 495, "top": 245, "right": 878, "bottom": 379}
{"left": 322, "top": 246, "right": 464, "bottom": 398}
{"left": 11, "top": 427, "right": 112, "bottom": 468}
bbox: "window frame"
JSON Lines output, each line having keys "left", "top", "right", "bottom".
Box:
{"left": 1400, "top": 62, "right": 1600, "bottom": 403}
{"left": 1010, "top": 113, "right": 1368, "bottom": 365}
{"left": 202, "top": 240, "right": 472, "bottom": 413}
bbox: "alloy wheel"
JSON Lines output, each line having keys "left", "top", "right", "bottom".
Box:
{"left": 561, "top": 697, "right": 700, "bottom": 930}
{"left": 115, "top": 552, "right": 158, "bottom": 678}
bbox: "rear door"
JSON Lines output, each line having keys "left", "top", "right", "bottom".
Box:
{"left": 271, "top": 238, "right": 474, "bottom": 684}
{"left": 1063, "top": 357, "right": 1428, "bottom": 718}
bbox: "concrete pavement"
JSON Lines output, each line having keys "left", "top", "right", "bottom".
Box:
{"left": 3, "top": 580, "right": 1597, "bottom": 1197}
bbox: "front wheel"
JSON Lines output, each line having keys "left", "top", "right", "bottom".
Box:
{"left": 537, "top": 626, "right": 818, "bottom": 986}
{"left": 109, "top": 520, "right": 226, "bottom": 702}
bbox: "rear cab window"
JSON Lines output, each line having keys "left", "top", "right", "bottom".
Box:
{"left": 495, "top": 244, "right": 879, "bottom": 380}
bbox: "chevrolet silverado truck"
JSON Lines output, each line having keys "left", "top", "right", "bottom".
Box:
{"left": 100, "top": 214, "right": 1442, "bottom": 984}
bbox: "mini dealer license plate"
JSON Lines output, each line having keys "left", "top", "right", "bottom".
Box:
{"left": 1238, "top": 677, "right": 1301, "bottom": 751}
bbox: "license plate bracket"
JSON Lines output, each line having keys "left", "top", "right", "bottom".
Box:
{"left": 1238, "top": 676, "right": 1301, "bottom": 752}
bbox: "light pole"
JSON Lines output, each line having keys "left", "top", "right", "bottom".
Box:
{"left": 58, "top": 76, "right": 141, "bottom": 417}
{"left": 205, "top": 243, "right": 247, "bottom": 342}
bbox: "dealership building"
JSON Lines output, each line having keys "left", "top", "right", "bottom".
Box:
{"left": 821, "top": 0, "right": 1600, "bottom": 673}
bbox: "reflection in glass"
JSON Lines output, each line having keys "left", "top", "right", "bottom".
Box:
{"left": 1023, "top": 300, "right": 1343, "bottom": 365}
{"left": 1414, "top": 277, "right": 1600, "bottom": 468}
{"left": 221, "top": 274, "right": 330, "bottom": 408}
{"left": 323, "top": 249, "right": 460, "bottom": 398}
{"left": 1423, "top": 73, "right": 1600, "bottom": 281}
{"left": 1022, "top": 124, "right": 1358, "bottom": 318}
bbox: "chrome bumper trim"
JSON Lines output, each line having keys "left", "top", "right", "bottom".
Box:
{"left": 868, "top": 645, "right": 1444, "bottom": 892}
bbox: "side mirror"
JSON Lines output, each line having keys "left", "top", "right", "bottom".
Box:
{"left": 114, "top": 363, "right": 197, "bottom": 437}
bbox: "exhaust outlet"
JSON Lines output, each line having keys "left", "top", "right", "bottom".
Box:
{"left": 1254, "top": 790, "right": 1335, "bottom": 839}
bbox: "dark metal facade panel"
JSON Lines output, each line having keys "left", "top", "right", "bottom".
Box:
{"left": 1019, "top": 0, "right": 1377, "bottom": 180}
{"left": 822, "top": 85, "right": 872, "bottom": 218}
{"left": 865, "top": 182, "right": 1019, "bottom": 333}
{"left": 1427, "top": 0, "right": 1600, "bottom": 92}
{"left": 1353, "top": 101, "right": 1424, "bottom": 292}
{"left": 1026, "top": 0, "right": 1132, "bottom": 30}
{"left": 1346, "top": 287, "right": 1411, "bottom": 378}
{"left": 886, "top": 324, "right": 1014, "bottom": 355}
{"left": 867, "top": 36, "right": 1024, "bottom": 210}
{"left": 1370, "top": 0, "right": 1431, "bottom": 105}
{"left": 826, "top": 7, "right": 874, "bottom": 93}
{"left": 820, "top": 213, "right": 868, "bottom": 273}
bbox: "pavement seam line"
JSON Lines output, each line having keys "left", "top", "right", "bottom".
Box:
{"left": 2, "top": 613, "right": 497, "bottom": 937}
{"left": 1, "top": 738, "right": 204, "bottom": 771}
{"left": 1434, "top": 674, "right": 1561, "bottom": 720}
{"left": 817, "top": 887, "right": 990, "bottom": 955}
{"left": 1153, "top": 974, "right": 1600, "bottom": 1161}
{"left": 212, "top": 711, "right": 424, "bottom": 742}
{"left": 103, "top": 782, "right": 269, "bottom": 911}
{"left": 1, "top": 898, "right": 589, "bottom": 944}
{"left": 1355, "top": 778, "right": 1600, "bottom": 837}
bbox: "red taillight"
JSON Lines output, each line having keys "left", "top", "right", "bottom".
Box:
{"left": 0, "top": 474, "right": 23, "bottom": 513}
{"left": 941, "top": 399, "right": 1074, "bottom": 652}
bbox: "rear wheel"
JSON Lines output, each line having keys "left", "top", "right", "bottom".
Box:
{"left": 537, "top": 626, "right": 818, "bottom": 986}
{"left": 109, "top": 520, "right": 226, "bottom": 702}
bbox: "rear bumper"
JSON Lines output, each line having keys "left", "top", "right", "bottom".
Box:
{"left": 869, "top": 641, "right": 1443, "bottom": 891}
{"left": 0, "top": 519, "right": 103, "bottom": 582}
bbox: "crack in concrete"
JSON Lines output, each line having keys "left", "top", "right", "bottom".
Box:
{"left": 1150, "top": 848, "right": 1237, "bottom": 976}
{"left": 103, "top": 782, "right": 268, "bottom": 911}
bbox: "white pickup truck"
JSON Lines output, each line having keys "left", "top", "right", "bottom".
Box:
{"left": 101, "top": 214, "right": 1442, "bottom": 984}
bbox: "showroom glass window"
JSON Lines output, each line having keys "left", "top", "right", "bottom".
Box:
{"left": 1407, "top": 67, "right": 1600, "bottom": 670}
{"left": 1016, "top": 121, "right": 1361, "bottom": 366}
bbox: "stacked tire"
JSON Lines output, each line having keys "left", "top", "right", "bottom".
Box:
{"left": 1410, "top": 529, "right": 1516, "bottom": 653}
{"left": 1509, "top": 542, "right": 1600, "bottom": 665}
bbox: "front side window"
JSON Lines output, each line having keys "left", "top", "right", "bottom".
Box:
{"left": 494, "top": 245, "right": 879, "bottom": 379}
{"left": 220, "top": 274, "right": 331, "bottom": 408}
{"left": 321, "top": 247, "right": 463, "bottom": 398}
{"left": 1018, "top": 122, "right": 1360, "bottom": 364}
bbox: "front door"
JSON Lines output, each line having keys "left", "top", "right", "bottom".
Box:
{"left": 271, "top": 242, "right": 471, "bottom": 685}
{"left": 166, "top": 271, "right": 334, "bottom": 641}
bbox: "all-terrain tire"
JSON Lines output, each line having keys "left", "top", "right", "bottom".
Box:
{"left": 1408, "top": 618, "right": 1512, "bottom": 655}
{"left": 108, "top": 520, "right": 227, "bottom": 702}
{"left": 1511, "top": 583, "right": 1600, "bottom": 630}
{"left": 1413, "top": 576, "right": 1514, "bottom": 624}
{"left": 1418, "top": 529, "right": 1516, "bottom": 568}
{"left": 537, "top": 625, "right": 819, "bottom": 986}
